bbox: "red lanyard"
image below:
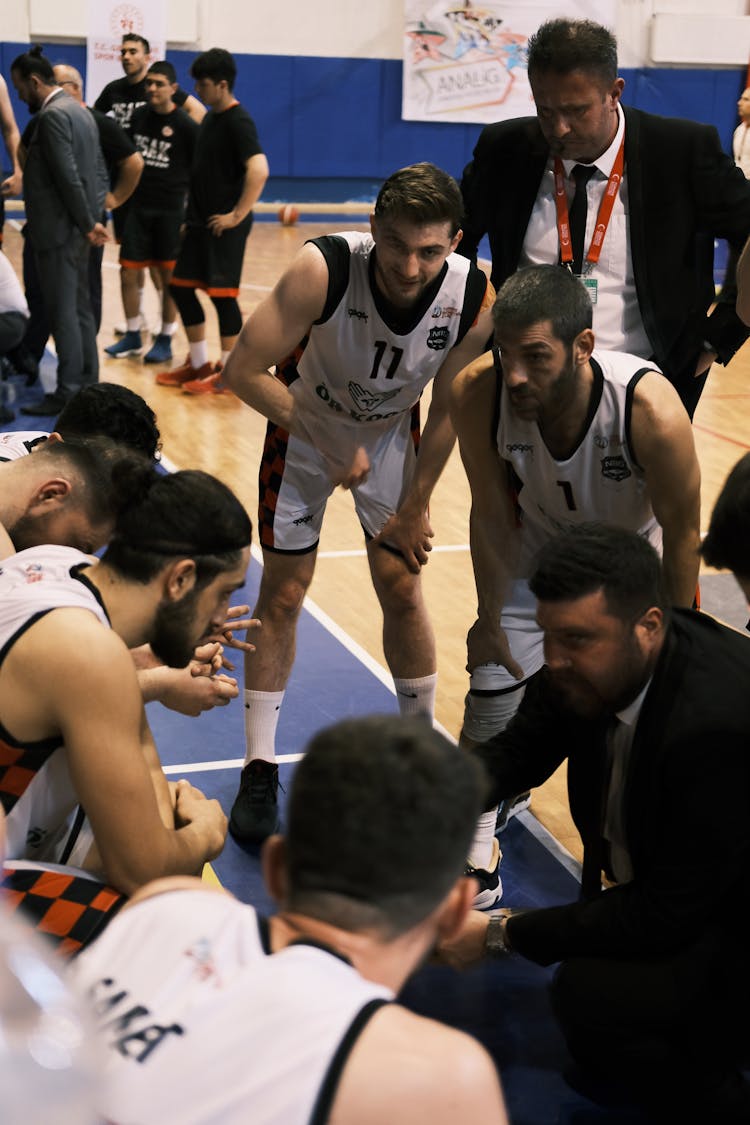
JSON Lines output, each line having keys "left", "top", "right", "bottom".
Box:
{"left": 553, "top": 140, "right": 625, "bottom": 274}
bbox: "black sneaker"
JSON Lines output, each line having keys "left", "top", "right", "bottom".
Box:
{"left": 495, "top": 791, "right": 531, "bottom": 833}
{"left": 466, "top": 838, "right": 503, "bottom": 910}
{"left": 229, "top": 760, "right": 280, "bottom": 844}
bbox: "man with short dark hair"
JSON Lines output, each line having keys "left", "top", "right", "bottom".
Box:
{"left": 459, "top": 17, "right": 750, "bottom": 418}
{"left": 158, "top": 47, "right": 269, "bottom": 393}
{"left": 447, "top": 524, "right": 750, "bottom": 1120}
{"left": 450, "top": 264, "right": 700, "bottom": 901}
{"left": 105, "top": 61, "right": 198, "bottom": 364}
{"left": 223, "top": 162, "right": 494, "bottom": 843}
{"left": 0, "top": 470, "right": 251, "bottom": 949}
{"left": 11, "top": 47, "right": 108, "bottom": 415}
{"left": 69, "top": 715, "right": 509, "bottom": 1125}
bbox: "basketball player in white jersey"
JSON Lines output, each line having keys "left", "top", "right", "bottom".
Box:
{"left": 68, "top": 715, "right": 509, "bottom": 1125}
{"left": 223, "top": 162, "right": 495, "bottom": 843}
{"left": 0, "top": 470, "right": 250, "bottom": 944}
{"left": 451, "top": 265, "right": 700, "bottom": 902}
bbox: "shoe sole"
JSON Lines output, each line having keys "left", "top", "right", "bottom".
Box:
{"left": 105, "top": 349, "right": 143, "bottom": 358}
{"left": 144, "top": 354, "right": 172, "bottom": 364}
{"left": 496, "top": 793, "right": 532, "bottom": 834}
{"left": 473, "top": 881, "right": 504, "bottom": 911}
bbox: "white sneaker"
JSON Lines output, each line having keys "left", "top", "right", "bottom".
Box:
{"left": 467, "top": 837, "right": 503, "bottom": 910}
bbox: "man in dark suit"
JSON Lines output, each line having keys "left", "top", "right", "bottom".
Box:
{"left": 459, "top": 18, "right": 750, "bottom": 419}
{"left": 10, "top": 47, "right": 108, "bottom": 416}
{"left": 444, "top": 524, "right": 750, "bottom": 1119}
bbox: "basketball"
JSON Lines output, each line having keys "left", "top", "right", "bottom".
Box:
{"left": 279, "top": 205, "right": 300, "bottom": 226}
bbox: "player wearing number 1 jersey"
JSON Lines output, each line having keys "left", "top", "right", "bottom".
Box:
{"left": 450, "top": 265, "right": 701, "bottom": 901}
{"left": 223, "top": 162, "right": 494, "bottom": 843}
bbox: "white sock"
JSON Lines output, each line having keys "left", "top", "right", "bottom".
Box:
{"left": 137, "top": 287, "right": 146, "bottom": 314}
{"left": 469, "top": 809, "right": 498, "bottom": 870}
{"left": 161, "top": 320, "right": 178, "bottom": 337}
{"left": 243, "top": 689, "right": 284, "bottom": 765}
{"left": 189, "top": 340, "right": 209, "bottom": 370}
{"left": 126, "top": 316, "right": 141, "bottom": 333}
{"left": 393, "top": 673, "right": 437, "bottom": 721}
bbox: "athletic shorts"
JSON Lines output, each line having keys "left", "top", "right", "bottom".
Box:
{"left": 1, "top": 861, "right": 125, "bottom": 957}
{"left": 120, "top": 205, "right": 183, "bottom": 269}
{"left": 171, "top": 216, "right": 252, "bottom": 297}
{"left": 258, "top": 405, "right": 420, "bottom": 552}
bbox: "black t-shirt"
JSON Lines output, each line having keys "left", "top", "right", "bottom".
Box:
{"left": 187, "top": 103, "right": 263, "bottom": 223}
{"left": 94, "top": 76, "right": 188, "bottom": 132}
{"left": 89, "top": 107, "right": 137, "bottom": 179}
{"left": 129, "top": 104, "right": 198, "bottom": 207}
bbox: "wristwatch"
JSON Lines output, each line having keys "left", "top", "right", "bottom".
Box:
{"left": 485, "top": 912, "right": 513, "bottom": 958}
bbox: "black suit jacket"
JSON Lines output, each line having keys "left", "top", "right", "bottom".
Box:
{"left": 459, "top": 107, "right": 750, "bottom": 413}
{"left": 474, "top": 609, "right": 750, "bottom": 966}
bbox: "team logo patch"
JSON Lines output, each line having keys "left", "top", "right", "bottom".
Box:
{"left": 593, "top": 434, "right": 608, "bottom": 449}
{"left": 348, "top": 382, "right": 401, "bottom": 413}
{"left": 431, "top": 304, "right": 459, "bottom": 319}
{"left": 162, "top": 125, "right": 174, "bottom": 137}
{"left": 601, "top": 455, "right": 631, "bottom": 482}
{"left": 426, "top": 326, "right": 449, "bottom": 350}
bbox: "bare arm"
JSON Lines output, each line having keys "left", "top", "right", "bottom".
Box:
{"left": 631, "top": 372, "right": 701, "bottom": 607}
{"left": 105, "top": 150, "right": 143, "bottom": 211}
{"left": 24, "top": 615, "right": 227, "bottom": 894}
{"left": 183, "top": 93, "right": 206, "bottom": 124}
{"left": 207, "top": 152, "right": 269, "bottom": 235}
{"left": 0, "top": 74, "right": 21, "bottom": 197}
{"left": 223, "top": 242, "right": 368, "bottom": 486}
{"left": 450, "top": 355, "right": 523, "bottom": 678}
{"left": 371, "top": 302, "right": 495, "bottom": 572}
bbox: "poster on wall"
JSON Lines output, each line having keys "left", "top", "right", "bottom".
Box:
{"left": 403, "top": 1, "right": 617, "bottom": 124}
{"left": 86, "top": 0, "right": 167, "bottom": 106}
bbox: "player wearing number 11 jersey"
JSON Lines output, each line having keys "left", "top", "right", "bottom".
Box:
{"left": 223, "top": 162, "right": 494, "bottom": 843}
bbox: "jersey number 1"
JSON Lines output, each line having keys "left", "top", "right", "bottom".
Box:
{"left": 556, "top": 480, "right": 577, "bottom": 511}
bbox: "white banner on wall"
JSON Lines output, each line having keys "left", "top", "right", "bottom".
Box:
{"left": 403, "top": 1, "right": 617, "bottom": 124}
{"left": 86, "top": 0, "right": 168, "bottom": 105}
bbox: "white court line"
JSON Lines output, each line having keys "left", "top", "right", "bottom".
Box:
{"left": 164, "top": 752, "right": 303, "bottom": 775}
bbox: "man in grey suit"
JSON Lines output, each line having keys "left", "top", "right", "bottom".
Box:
{"left": 10, "top": 47, "right": 108, "bottom": 416}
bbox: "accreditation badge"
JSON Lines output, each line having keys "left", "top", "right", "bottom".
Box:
{"left": 581, "top": 276, "right": 598, "bottom": 305}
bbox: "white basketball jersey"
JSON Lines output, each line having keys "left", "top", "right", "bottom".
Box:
{"left": 289, "top": 232, "right": 480, "bottom": 432}
{"left": 0, "top": 546, "right": 109, "bottom": 862}
{"left": 70, "top": 891, "right": 393, "bottom": 1125}
{"left": 497, "top": 350, "right": 662, "bottom": 556}
{"left": 0, "top": 430, "right": 48, "bottom": 460}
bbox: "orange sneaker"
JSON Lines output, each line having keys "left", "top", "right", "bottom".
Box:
{"left": 156, "top": 358, "right": 215, "bottom": 387}
{"left": 182, "top": 368, "right": 233, "bottom": 396}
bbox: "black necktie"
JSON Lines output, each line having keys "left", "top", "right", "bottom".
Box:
{"left": 569, "top": 164, "right": 596, "bottom": 276}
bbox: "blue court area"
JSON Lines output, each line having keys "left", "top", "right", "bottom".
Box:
{"left": 144, "top": 554, "right": 648, "bottom": 1125}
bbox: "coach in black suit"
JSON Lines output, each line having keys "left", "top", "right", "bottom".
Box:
{"left": 455, "top": 524, "right": 750, "bottom": 1119}
{"left": 10, "top": 48, "right": 108, "bottom": 416}
{"left": 459, "top": 18, "right": 750, "bottom": 419}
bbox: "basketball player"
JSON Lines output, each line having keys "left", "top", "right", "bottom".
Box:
{"left": 0, "top": 470, "right": 250, "bottom": 949}
{"left": 157, "top": 48, "right": 268, "bottom": 392}
{"left": 94, "top": 34, "right": 204, "bottom": 338}
{"left": 68, "top": 716, "right": 509, "bottom": 1125}
{"left": 105, "top": 62, "right": 198, "bottom": 364}
{"left": 222, "top": 162, "right": 495, "bottom": 843}
{"left": 452, "top": 265, "right": 700, "bottom": 904}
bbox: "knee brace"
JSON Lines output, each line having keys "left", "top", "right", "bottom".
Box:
{"left": 210, "top": 295, "right": 243, "bottom": 339}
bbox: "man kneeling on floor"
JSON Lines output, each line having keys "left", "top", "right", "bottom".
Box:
{"left": 68, "top": 715, "right": 509, "bottom": 1125}
{"left": 0, "top": 469, "right": 251, "bottom": 952}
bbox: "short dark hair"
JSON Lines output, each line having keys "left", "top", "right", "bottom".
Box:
{"left": 122, "top": 34, "right": 150, "bottom": 54}
{"left": 701, "top": 453, "right": 750, "bottom": 577}
{"left": 284, "top": 715, "right": 486, "bottom": 938}
{"left": 31, "top": 438, "right": 156, "bottom": 528}
{"left": 527, "top": 18, "right": 618, "bottom": 86}
{"left": 529, "top": 523, "right": 666, "bottom": 622}
{"left": 54, "top": 384, "right": 161, "bottom": 461}
{"left": 147, "top": 61, "right": 177, "bottom": 85}
{"left": 10, "top": 45, "right": 55, "bottom": 85}
{"left": 492, "top": 265, "right": 592, "bottom": 347}
{"left": 190, "top": 48, "right": 237, "bottom": 90}
{"left": 374, "top": 163, "right": 464, "bottom": 238}
{"left": 102, "top": 470, "right": 252, "bottom": 588}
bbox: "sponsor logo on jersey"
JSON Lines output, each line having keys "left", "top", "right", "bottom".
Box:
{"left": 24, "top": 563, "right": 44, "bottom": 583}
{"left": 347, "top": 308, "right": 368, "bottom": 321}
{"left": 26, "top": 825, "right": 48, "bottom": 848}
{"left": 601, "top": 455, "right": 631, "bottom": 482}
{"left": 426, "top": 326, "right": 449, "bottom": 350}
{"left": 506, "top": 443, "right": 534, "bottom": 454}
{"left": 431, "top": 304, "right": 460, "bottom": 319}
{"left": 292, "top": 513, "right": 314, "bottom": 526}
{"left": 348, "top": 382, "right": 402, "bottom": 413}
